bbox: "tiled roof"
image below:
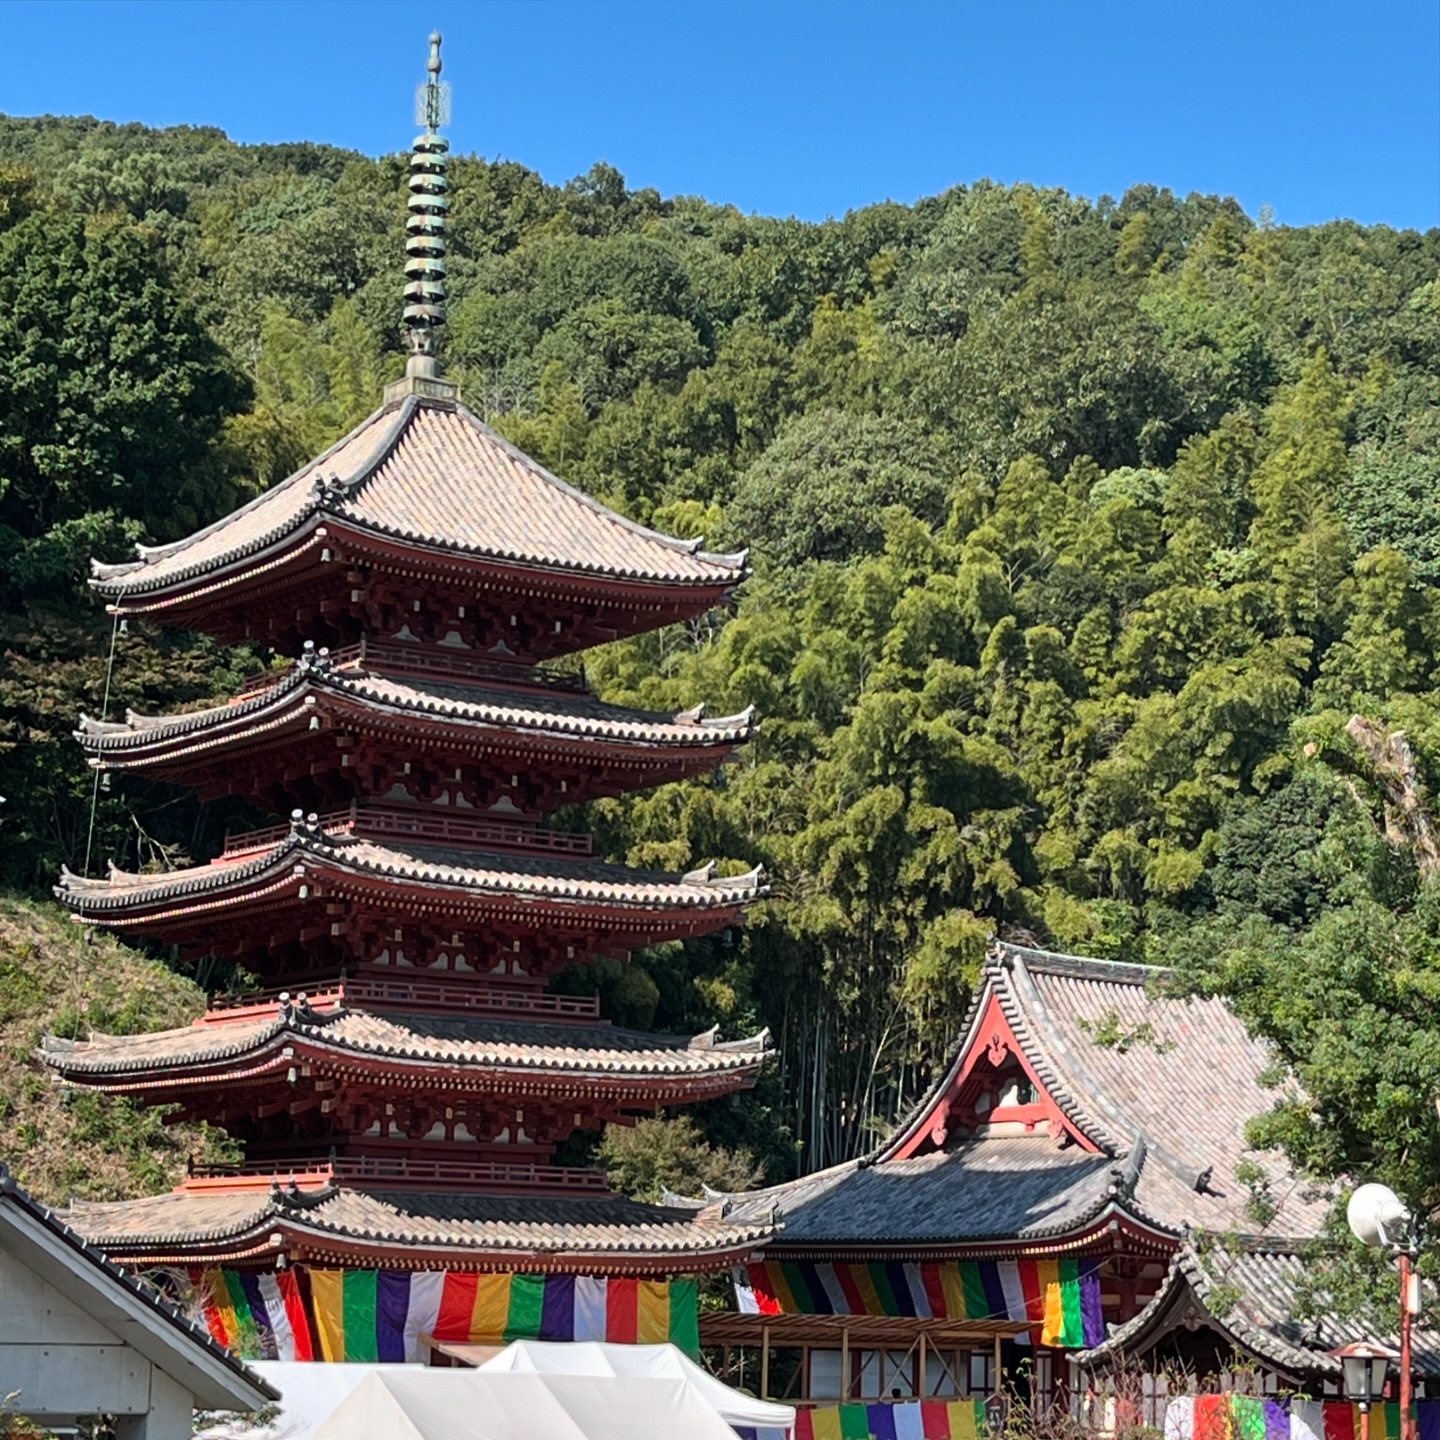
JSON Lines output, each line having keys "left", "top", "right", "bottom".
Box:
{"left": 0, "top": 1161, "right": 277, "bottom": 1402}
{"left": 1080, "top": 1233, "right": 1440, "bottom": 1379}
{"left": 63, "top": 1185, "right": 775, "bottom": 1265}
{"left": 719, "top": 1137, "right": 1131, "bottom": 1248}
{"left": 984, "top": 943, "right": 1327, "bottom": 1235}
{"left": 718, "top": 941, "right": 1326, "bottom": 1251}
{"left": 93, "top": 398, "right": 746, "bottom": 596}
{"left": 56, "top": 827, "right": 767, "bottom": 915}
{"left": 77, "top": 658, "right": 756, "bottom": 756}
{"left": 40, "top": 1005, "right": 771, "bottom": 1083}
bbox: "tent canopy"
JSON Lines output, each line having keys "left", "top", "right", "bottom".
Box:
{"left": 196, "top": 1361, "right": 423, "bottom": 1440}
{"left": 477, "top": 1339, "right": 794, "bottom": 1429}
{"left": 313, "top": 1371, "right": 743, "bottom": 1440}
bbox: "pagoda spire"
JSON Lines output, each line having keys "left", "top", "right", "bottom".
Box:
{"left": 402, "top": 31, "right": 450, "bottom": 379}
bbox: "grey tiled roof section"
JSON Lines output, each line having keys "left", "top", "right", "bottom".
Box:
{"left": 93, "top": 398, "right": 745, "bottom": 595}
{"left": 77, "top": 662, "right": 756, "bottom": 753}
{"left": 64, "top": 1184, "right": 775, "bottom": 1258}
{"left": 40, "top": 1007, "right": 771, "bottom": 1080}
{"left": 56, "top": 831, "right": 767, "bottom": 912}
{"left": 722, "top": 1137, "right": 1132, "bottom": 1245}
{"left": 0, "top": 1162, "right": 278, "bottom": 1400}
{"left": 1080, "top": 1235, "right": 1440, "bottom": 1379}
{"left": 992, "top": 943, "right": 1327, "bottom": 1235}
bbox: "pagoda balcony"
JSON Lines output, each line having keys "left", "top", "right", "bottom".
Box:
{"left": 218, "top": 802, "right": 594, "bottom": 861}
{"left": 200, "top": 976, "right": 602, "bottom": 1025}
{"left": 231, "top": 635, "right": 589, "bottom": 701}
{"left": 183, "top": 1155, "right": 611, "bottom": 1195}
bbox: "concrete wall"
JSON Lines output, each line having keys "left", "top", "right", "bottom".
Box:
{"left": 0, "top": 1248, "right": 196, "bottom": 1440}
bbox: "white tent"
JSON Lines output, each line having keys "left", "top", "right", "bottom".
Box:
{"left": 477, "top": 1339, "right": 794, "bottom": 1432}
{"left": 196, "top": 1361, "right": 421, "bottom": 1440}
{"left": 312, "top": 1370, "right": 745, "bottom": 1440}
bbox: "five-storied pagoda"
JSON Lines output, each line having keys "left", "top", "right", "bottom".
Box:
{"left": 42, "top": 34, "right": 773, "bottom": 1363}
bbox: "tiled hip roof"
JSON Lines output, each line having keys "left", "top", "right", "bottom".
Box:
{"left": 40, "top": 1006, "right": 772, "bottom": 1086}
{"left": 62, "top": 1185, "right": 775, "bottom": 1271}
{"left": 93, "top": 398, "right": 747, "bottom": 598}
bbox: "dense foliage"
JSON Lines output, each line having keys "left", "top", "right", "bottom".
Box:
{"left": 2, "top": 114, "right": 1439, "bottom": 1207}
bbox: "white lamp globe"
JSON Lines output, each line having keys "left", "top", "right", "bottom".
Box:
{"left": 1348, "top": 1183, "right": 1411, "bottom": 1249}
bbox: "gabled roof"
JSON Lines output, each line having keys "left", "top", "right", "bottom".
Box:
{"left": 0, "top": 1160, "right": 276, "bottom": 1409}
{"left": 1078, "top": 1233, "right": 1440, "bottom": 1380}
{"left": 77, "top": 654, "right": 756, "bottom": 763}
{"left": 56, "top": 824, "right": 767, "bottom": 927}
{"left": 40, "top": 1005, "right": 771, "bottom": 1093}
{"left": 879, "top": 942, "right": 1327, "bottom": 1236}
{"left": 61, "top": 1184, "right": 776, "bottom": 1274}
{"left": 93, "top": 396, "right": 746, "bottom": 600}
{"left": 716, "top": 941, "right": 1327, "bottom": 1252}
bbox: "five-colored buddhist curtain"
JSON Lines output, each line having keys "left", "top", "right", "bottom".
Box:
{"left": 735, "top": 1258, "right": 1104, "bottom": 1348}
{"left": 192, "top": 1267, "right": 700, "bottom": 1361}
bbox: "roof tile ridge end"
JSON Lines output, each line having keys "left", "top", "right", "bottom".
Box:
{"left": 130, "top": 403, "right": 392, "bottom": 565}
{"left": 455, "top": 402, "right": 747, "bottom": 573}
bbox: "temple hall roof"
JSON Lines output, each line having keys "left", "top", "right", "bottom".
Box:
{"left": 56, "top": 825, "right": 766, "bottom": 923}
{"left": 61, "top": 1184, "right": 776, "bottom": 1273}
{"left": 92, "top": 396, "right": 746, "bottom": 600}
{"left": 77, "top": 652, "right": 756, "bottom": 760}
{"left": 1078, "top": 1233, "right": 1440, "bottom": 1381}
{"left": 717, "top": 1137, "right": 1131, "bottom": 1249}
{"left": 39, "top": 1005, "right": 771, "bottom": 1088}
{"left": 715, "top": 942, "right": 1328, "bottom": 1251}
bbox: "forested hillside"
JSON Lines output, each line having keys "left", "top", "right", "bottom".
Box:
{"left": 2, "top": 113, "right": 1439, "bottom": 1205}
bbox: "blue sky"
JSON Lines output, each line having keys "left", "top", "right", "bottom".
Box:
{"left": 1, "top": 0, "right": 1436, "bottom": 230}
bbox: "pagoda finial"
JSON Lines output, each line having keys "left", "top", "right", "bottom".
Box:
{"left": 403, "top": 31, "right": 450, "bottom": 379}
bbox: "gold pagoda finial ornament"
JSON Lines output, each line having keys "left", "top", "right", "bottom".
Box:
{"left": 402, "top": 31, "right": 450, "bottom": 380}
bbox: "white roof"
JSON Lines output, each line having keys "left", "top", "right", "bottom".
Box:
{"left": 312, "top": 1370, "right": 744, "bottom": 1440}
{"left": 478, "top": 1339, "right": 793, "bottom": 1430}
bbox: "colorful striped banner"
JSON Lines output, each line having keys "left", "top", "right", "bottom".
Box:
{"left": 789, "top": 1399, "right": 989, "bottom": 1440}
{"left": 756, "top": 1399, "right": 1440, "bottom": 1440}
{"left": 191, "top": 1268, "right": 700, "bottom": 1361}
{"left": 1164, "top": 1396, "right": 1440, "bottom": 1440}
{"left": 735, "top": 1259, "right": 1104, "bottom": 1348}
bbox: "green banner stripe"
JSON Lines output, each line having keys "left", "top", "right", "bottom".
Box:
{"left": 505, "top": 1274, "right": 546, "bottom": 1341}
{"left": 960, "top": 1262, "right": 989, "bottom": 1320}
{"left": 342, "top": 1270, "right": 378, "bottom": 1363}
{"left": 668, "top": 1279, "right": 700, "bottom": 1355}
{"left": 868, "top": 1262, "right": 899, "bottom": 1316}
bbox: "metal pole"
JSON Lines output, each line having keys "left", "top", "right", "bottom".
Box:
{"left": 1400, "top": 1252, "right": 1416, "bottom": 1440}
{"left": 1361, "top": 1402, "right": 1371, "bottom": 1440}
{"left": 761, "top": 1324, "right": 770, "bottom": 1400}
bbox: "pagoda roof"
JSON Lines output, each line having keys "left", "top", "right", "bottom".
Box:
{"left": 59, "top": 1185, "right": 775, "bottom": 1274}
{"left": 56, "top": 823, "right": 766, "bottom": 930}
{"left": 1078, "top": 1232, "right": 1440, "bottom": 1381}
{"left": 711, "top": 941, "right": 1328, "bottom": 1253}
{"left": 39, "top": 1004, "right": 771, "bottom": 1093}
{"left": 91, "top": 395, "right": 746, "bottom": 603}
{"left": 77, "top": 650, "right": 756, "bottom": 762}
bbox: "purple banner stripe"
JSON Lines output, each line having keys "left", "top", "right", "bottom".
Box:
{"left": 539, "top": 1274, "right": 575, "bottom": 1341}
{"left": 375, "top": 1272, "right": 411, "bottom": 1362}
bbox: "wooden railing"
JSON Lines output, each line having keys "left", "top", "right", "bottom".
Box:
{"left": 231, "top": 635, "right": 588, "bottom": 699}
{"left": 219, "top": 803, "right": 593, "bottom": 860}
{"left": 187, "top": 1156, "right": 610, "bottom": 1193}
{"left": 340, "top": 976, "right": 601, "bottom": 1019}
{"left": 202, "top": 977, "right": 601, "bottom": 1023}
